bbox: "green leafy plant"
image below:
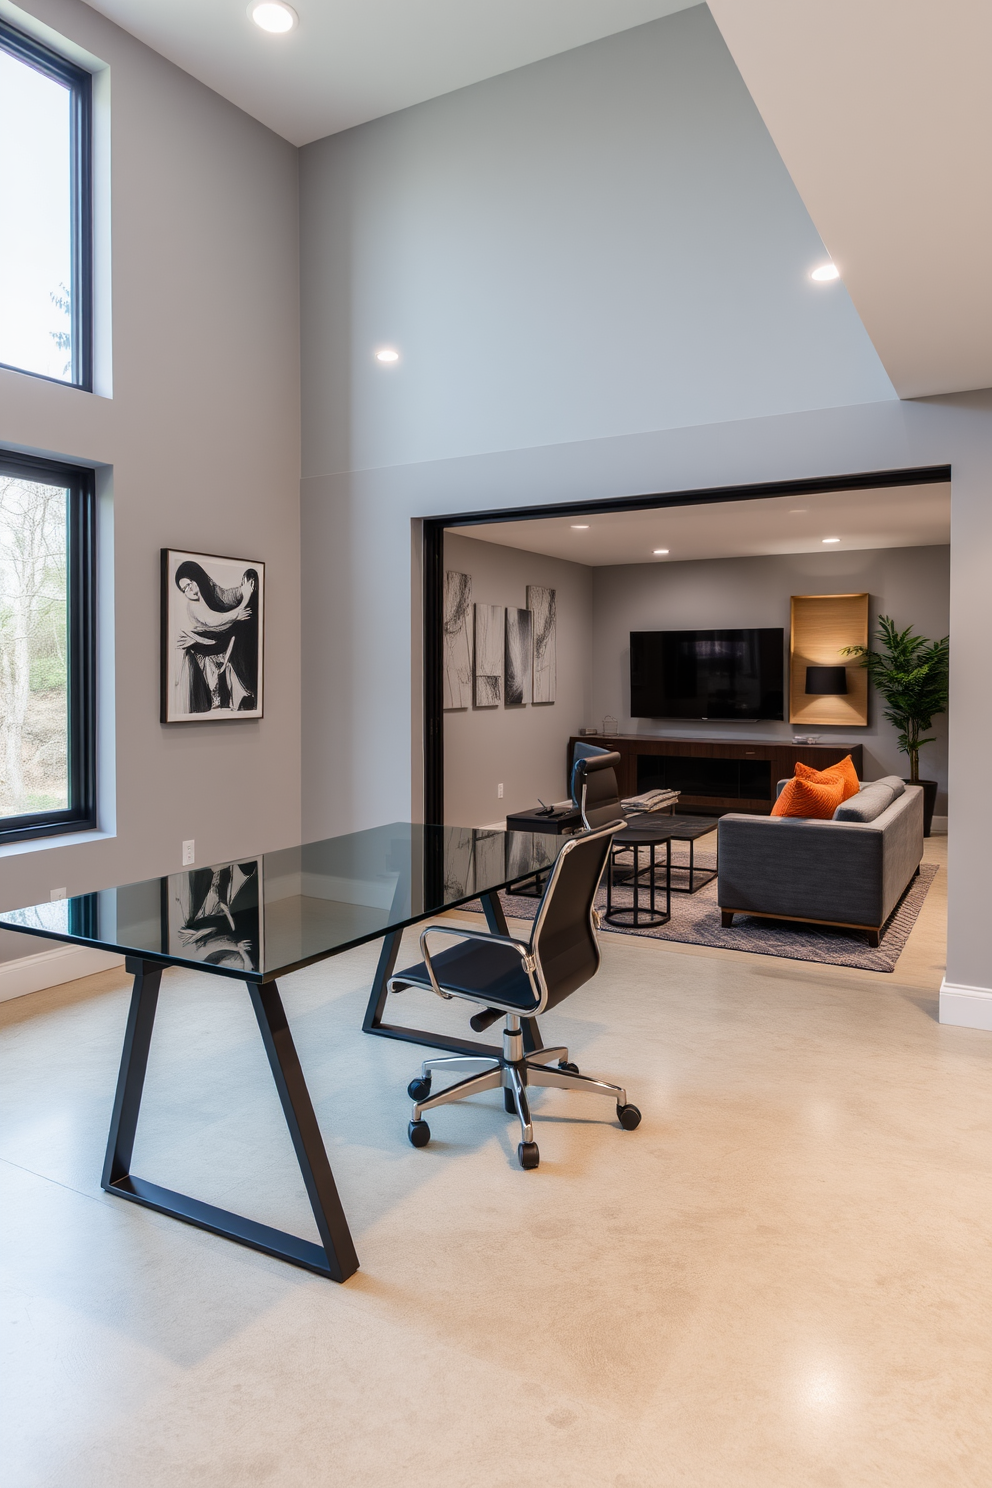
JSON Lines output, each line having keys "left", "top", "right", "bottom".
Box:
{"left": 842, "top": 616, "right": 949, "bottom": 782}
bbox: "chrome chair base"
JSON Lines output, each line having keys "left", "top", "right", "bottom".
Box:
{"left": 407, "top": 1025, "right": 641, "bottom": 1169}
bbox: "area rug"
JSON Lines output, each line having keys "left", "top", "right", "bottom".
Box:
{"left": 484, "top": 847, "right": 939, "bottom": 973}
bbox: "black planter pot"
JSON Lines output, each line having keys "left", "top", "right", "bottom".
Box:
{"left": 904, "top": 778, "right": 939, "bottom": 838}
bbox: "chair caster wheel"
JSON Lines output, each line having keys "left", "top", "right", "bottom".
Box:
{"left": 407, "top": 1076, "right": 432, "bottom": 1101}
{"left": 558, "top": 1061, "right": 579, "bottom": 1074}
{"left": 518, "top": 1141, "right": 540, "bottom": 1170}
{"left": 408, "top": 1119, "right": 431, "bottom": 1147}
{"left": 617, "top": 1103, "right": 641, "bottom": 1130}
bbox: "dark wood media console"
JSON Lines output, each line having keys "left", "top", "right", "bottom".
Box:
{"left": 568, "top": 735, "right": 864, "bottom": 817}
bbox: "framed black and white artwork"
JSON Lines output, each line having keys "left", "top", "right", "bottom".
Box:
{"left": 527, "top": 585, "right": 556, "bottom": 703}
{"left": 504, "top": 607, "right": 532, "bottom": 706}
{"left": 161, "top": 549, "right": 264, "bottom": 723}
{"left": 474, "top": 603, "right": 504, "bottom": 706}
{"left": 443, "top": 570, "right": 473, "bottom": 709}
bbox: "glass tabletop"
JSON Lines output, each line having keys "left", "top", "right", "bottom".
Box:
{"left": 0, "top": 823, "right": 565, "bottom": 982}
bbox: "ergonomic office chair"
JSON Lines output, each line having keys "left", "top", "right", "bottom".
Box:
{"left": 569, "top": 740, "right": 611, "bottom": 808}
{"left": 388, "top": 818, "right": 641, "bottom": 1170}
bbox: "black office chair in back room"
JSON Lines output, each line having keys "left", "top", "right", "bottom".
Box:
{"left": 569, "top": 740, "right": 611, "bottom": 808}
{"left": 387, "top": 818, "right": 641, "bottom": 1170}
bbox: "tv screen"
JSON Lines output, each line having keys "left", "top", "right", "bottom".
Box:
{"left": 630, "top": 628, "right": 784, "bottom": 721}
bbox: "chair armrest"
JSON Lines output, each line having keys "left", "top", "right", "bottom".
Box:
{"left": 418, "top": 923, "right": 536, "bottom": 1000}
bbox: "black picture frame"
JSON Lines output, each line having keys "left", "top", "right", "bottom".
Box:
{"left": 161, "top": 549, "right": 265, "bottom": 724}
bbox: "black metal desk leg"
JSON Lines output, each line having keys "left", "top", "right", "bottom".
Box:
{"left": 249, "top": 980, "right": 359, "bottom": 1282}
{"left": 362, "top": 928, "right": 404, "bottom": 1036}
{"left": 102, "top": 958, "right": 162, "bottom": 1188}
{"left": 102, "top": 959, "right": 358, "bottom": 1281}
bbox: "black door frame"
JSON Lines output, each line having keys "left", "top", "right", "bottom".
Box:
{"left": 422, "top": 464, "right": 951, "bottom": 825}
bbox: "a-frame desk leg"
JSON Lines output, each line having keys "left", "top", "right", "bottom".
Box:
{"left": 102, "top": 958, "right": 359, "bottom": 1281}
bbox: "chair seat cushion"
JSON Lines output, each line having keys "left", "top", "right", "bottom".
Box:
{"left": 393, "top": 937, "right": 538, "bottom": 1011}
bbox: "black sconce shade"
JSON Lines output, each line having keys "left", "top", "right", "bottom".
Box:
{"left": 805, "top": 665, "right": 848, "bottom": 696}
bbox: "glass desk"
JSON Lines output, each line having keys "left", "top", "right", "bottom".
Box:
{"left": 0, "top": 823, "right": 562, "bottom": 1283}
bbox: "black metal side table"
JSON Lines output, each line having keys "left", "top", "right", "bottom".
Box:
{"left": 604, "top": 828, "right": 672, "bottom": 928}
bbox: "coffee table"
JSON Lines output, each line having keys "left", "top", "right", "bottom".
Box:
{"left": 649, "top": 814, "right": 719, "bottom": 893}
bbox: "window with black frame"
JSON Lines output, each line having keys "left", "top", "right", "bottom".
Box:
{"left": 0, "top": 19, "right": 92, "bottom": 388}
{"left": 0, "top": 452, "right": 96, "bottom": 843}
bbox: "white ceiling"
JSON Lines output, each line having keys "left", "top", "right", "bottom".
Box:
{"left": 706, "top": 0, "right": 992, "bottom": 399}
{"left": 449, "top": 484, "right": 950, "bottom": 567}
{"left": 81, "top": 0, "right": 699, "bottom": 146}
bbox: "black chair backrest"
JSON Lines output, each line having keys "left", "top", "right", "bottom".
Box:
{"left": 570, "top": 741, "right": 610, "bottom": 806}
{"left": 531, "top": 821, "right": 618, "bottom": 1010}
{"left": 573, "top": 751, "right": 623, "bottom": 830}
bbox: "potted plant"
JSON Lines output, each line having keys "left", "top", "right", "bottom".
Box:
{"left": 843, "top": 616, "right": 949, "bottom": 836}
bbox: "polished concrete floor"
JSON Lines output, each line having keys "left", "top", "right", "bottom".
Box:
{"left": 4, "top": 835, "right": 990, "bottom": 1487}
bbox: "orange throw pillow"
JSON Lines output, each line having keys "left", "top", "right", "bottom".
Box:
{"left": 771, "top": 774, "right": 845, "bottom": 819}
{"left": 795, "top": 754, "right": 860, "bottom": 802}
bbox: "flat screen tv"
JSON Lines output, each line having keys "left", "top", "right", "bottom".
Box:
{"left": 630, "top": 628, "right": 785, "bottom": 721}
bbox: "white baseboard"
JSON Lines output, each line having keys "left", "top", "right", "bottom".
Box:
{"left": 0, "top": 944, "right": 125, "bottom": 1004}
{"left": 939, "top": 979, "right": 992, "bottom": 1030}
{"left": 930, "top": 815, "right": 948, "bottom": 834}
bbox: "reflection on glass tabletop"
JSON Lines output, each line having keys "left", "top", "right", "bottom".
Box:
{"left": 0, "top": 823, "right": 564, "bottom": 982}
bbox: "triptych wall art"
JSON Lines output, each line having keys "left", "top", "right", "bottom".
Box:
{"left": 442, "top": 569, "right": 556, "bottom": 711}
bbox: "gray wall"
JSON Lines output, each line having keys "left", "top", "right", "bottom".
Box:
{"left": 299, "top": 391, "right": 992, "bottom": 999}
{"left": 295, "top": 0, "right": 992, "bottom": 998}
{"left": 0, "top": 0, "right": 301, "bottom": 917}
{"left": 443, "top": 533, "right": 592, "bottom": 825}
{"left": 590, "top": 545, "right": 950, "bottom": 808}
{"left": 299, "top": 6, "right": 893, "bottom": 480}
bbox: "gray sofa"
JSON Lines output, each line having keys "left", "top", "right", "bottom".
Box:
{"left": 717, "top": 777, "right": 924, "bottom": 946}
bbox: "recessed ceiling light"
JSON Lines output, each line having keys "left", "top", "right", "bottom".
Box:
{"left": 653, "top": 548, "right": 669, "bottom": 555}
{"left": 822, "top": 537, "right": 841, "bottom": 544}
{"left": 811, "top": 263, "right": 840, "bottom": 282}
{"left": 249, "top": 1, "right": 298, "bottom": 32}
{"left": 570, "top": 524, "right": 589, "bottom": 530}
{"left": 375, "top": 348, "right": 399, "bottom": 363}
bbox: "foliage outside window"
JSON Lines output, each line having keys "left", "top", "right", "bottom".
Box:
{"left": 0, "top": 455, "right": 95, "bottom": 842}
{"left": 0, "top": 20, "right": 92, "bottom": 388}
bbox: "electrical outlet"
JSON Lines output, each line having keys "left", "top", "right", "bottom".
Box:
{"left": 497, "top": 783, "right": 504, "bottom": 799}
{"left": 182, "top": 840, "right": 195, "bottom": 866}
{"left": 50, "top": 887, "right": 66, "bottom": 901}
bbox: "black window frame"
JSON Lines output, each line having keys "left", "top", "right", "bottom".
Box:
{"left": 0, "top": 449, "right": 97, "bottom": 845}
{"left": 0, "top": 19, "right": 93, "bottom": 391}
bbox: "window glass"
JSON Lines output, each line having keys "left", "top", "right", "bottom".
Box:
{"left": 0, "top": 30, "right": 87, "bottom": 385}
{"left": 0, "top": 473, "right": 70, "bottom": 817}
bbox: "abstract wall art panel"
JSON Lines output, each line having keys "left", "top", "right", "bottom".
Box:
{"left": 504, "top": 607, "right": 533, "bottom": 706}
{"left": 527, "top": 585, "right": 556, "bottom": 704}
{"left": 443, "top": 570, "right": 473, "bottom": 710}
{"left": 161, "top": 549, "right": 264, "bottom": 723}
{"left": 473, "top": 603, "right": 504, "bottom": 706}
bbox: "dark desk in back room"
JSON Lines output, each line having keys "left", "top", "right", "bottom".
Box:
{"left": 567, "top": 736, "right": 864, "bottom": 817}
